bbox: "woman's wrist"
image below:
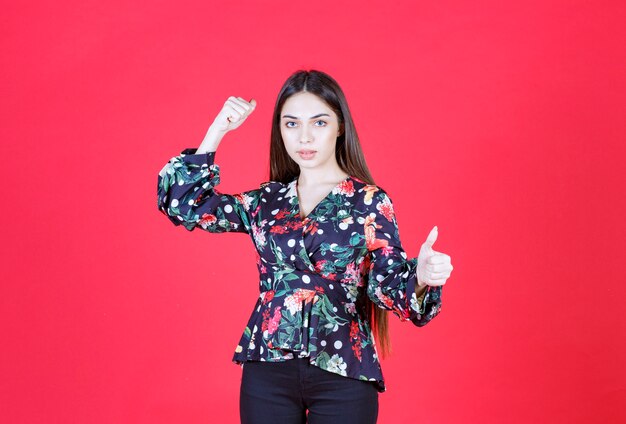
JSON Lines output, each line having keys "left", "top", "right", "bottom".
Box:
{"left": 415, "top": 280, "right": 428, "bottom": 296}
{"left": 197, "top": 125, "right": 226, "bottom": 154}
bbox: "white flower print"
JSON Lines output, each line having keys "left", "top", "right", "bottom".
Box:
{"left": 327, "top": 353, "right": 348, "bottom": 376}
{"left": 252, "top": 220, "right": 267, "bottom": 249}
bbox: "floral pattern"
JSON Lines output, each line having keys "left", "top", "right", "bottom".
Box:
{"left": 157, "top": 148, "right": 443, "bottom": 392}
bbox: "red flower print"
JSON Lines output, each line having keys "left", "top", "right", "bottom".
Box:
{"left": 304, "top": 221, "right": 319, "bottom": 235}
{"left": 364, "top": 215, "right": 389, "bottom": 251}
{"left": 290, "top": 289, "right": 316, "bottom": 304}
{"left": 275, "top": 209, "right": 291, "bottom": 220}
{"left": 350, "top": 321, "right": 362, "bottom": 361}
{"left": 341, "top": 263, "right": 360, "bottom": 286}
{"left": 337, "top": 180, "right": 356, "bottom": 196}
{"left": 352, "top": 342, "right": 362, "bottom": 361}
{"left": 314, "top": 260, "right": 337, "bottom": 280}
{"left": 314, "top": 286, "right": 325, "bottom": 294}
{"left": 383, "top": 296, "right": 394, "bottom": 309}
{"left": 233, "top": 193, "right": 248, "bottom": 210}
{"left": 350, "top": 321, "right": 359, "bottom": 339}
{"left": 284, "top": 289, "right": 316, "bottom": 315}
{"left": 267, "top": 306, "right": 282, "bottom": 335}
{"left": 288, "top": 220, "right": 305, "bottom": 230}
{"left": 262, "top": 290, "right": 275, "bottom": 305}
{"left": 380, "top": 245, "right": 393, "bottom": 257}
{"left": 377, "top": 197, "right": 395, "bottom": 222}
{"left": 261, "top": 308, "right": 270, "bottom": 332}
{"left": 251, "top": 204, "right": 261, "bottom": 218}
{"left": 269, "top": 225, "right": 289, "bottom": 234}
{"left": 199, "top": 213, "right": 217, "bottom": 226}
{"left": 314, "top": 260, "right": 328, "bottom": 273}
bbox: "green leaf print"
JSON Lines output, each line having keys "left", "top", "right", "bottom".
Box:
{"left": 270, "top": 237, "right": 287, "bottom": 266}
{"left": 319, "top": 242, "right": 355, "bottom": 267}
{"left": 315, "top": 351, "right": 332, "bottom": 369}
{"left": 298, "top": 246, "right": 310, "bottom": 265}
{"left": 314, "top": 294, "right": 349, "bottom": 336}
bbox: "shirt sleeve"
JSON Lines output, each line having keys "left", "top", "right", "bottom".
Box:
{"left": 363, "top": 188, "right": 443, "bottom": 327}
{"left": 157, "top": 148, "right": 261, "bottom": 234}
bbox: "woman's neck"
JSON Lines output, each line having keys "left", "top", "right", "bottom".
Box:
{"left": 297, "top": 166, "right": 349, "bottom": 187}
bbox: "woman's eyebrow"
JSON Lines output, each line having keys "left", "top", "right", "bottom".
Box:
{"left": 281, "top": 113, "right": 331, "bottom": 119}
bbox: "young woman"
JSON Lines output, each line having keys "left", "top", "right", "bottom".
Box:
{"left": 157, "top": 70, "right": 453, "bottom": 424}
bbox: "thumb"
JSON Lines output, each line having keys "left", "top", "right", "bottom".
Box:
{"left": 424, "top": 225, "right": 438, "bottom": 249}
{"left": 249, "top": 98, "right": 257, "bottom": 108}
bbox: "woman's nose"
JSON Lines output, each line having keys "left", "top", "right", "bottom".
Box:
{"left": 299, "top": 126, "right": 313, "bottom": 143}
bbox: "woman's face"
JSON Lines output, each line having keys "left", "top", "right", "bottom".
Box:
{"left": 280, "top": 91, "right": 343, "bottom": 173}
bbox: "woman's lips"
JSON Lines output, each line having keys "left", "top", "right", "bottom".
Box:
{"left": 298, "top": 150, "right": 317, "bottom": 160}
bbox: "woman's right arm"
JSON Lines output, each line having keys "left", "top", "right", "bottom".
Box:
{"left": 157, "top": 96, "right": 260, "bottom": 234}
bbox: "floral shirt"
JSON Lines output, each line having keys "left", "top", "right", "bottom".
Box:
{"left": 157, "top": 148, "right": 443, "bottom": 393}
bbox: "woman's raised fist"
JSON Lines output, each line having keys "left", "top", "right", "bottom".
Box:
{"left": 213, "top": 96, "right": 257, "bottom": 133}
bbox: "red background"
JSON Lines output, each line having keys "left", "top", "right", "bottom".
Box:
{"left": 2, "top": 1, "right": 625, "bottom": 423}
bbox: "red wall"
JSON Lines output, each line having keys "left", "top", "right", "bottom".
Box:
{"left": 2, "top": 1, "right": 625, "bottom": 422}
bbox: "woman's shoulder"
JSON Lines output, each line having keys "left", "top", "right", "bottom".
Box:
{"left": 349, "top": 176, "right": 392, "bottom": 202}
{"left": 258, "top": 179, "right": 292, "bottom": 191}
{"left": 252, "top": 179, "right": 295, "bottom": 197}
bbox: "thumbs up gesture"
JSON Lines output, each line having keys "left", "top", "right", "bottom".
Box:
{"left": 417, "top": 226, "right": 453, "bottom": 288}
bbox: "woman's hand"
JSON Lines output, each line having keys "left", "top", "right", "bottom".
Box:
{"left": 211, "top": 96, "right": 257, "bottom": 133}
{"left": 417, "top": 226, "right": 453, "bottom": 288}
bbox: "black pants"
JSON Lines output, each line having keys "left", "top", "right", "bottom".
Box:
{"left": 239, "top": 357, "right": 379, "bottom": 424}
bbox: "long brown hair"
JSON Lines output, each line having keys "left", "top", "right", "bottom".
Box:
{"left": 268, "top": 69, "right": 393, "bottom": 359}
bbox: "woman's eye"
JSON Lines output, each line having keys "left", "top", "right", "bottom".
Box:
{"left": 284, "top": 120, "right": 326, "bottom": 128}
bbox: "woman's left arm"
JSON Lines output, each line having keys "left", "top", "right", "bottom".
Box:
{"left": 364, "top": 189, "right": 452, "bottom": 327}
